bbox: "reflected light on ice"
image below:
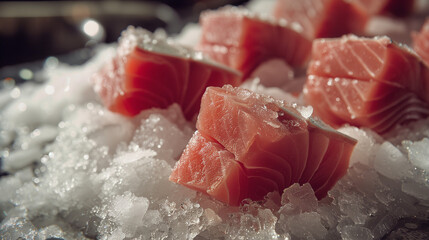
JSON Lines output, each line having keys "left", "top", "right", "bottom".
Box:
{"left": 82, "top": 19, "right": 100, "bottom": 37}
{"left": 81, "top": 19, "right": 105, "bottom": 42}
{"left": 19, "top": 69, "right": 33, "bottom": 80}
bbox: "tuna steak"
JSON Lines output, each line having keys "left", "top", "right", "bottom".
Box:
{"left": 197, "top": 6, "right": 312, "bottom": 80}
{"left": 170, "top": 85, "right": 356, "bottom": 206}
{"left": 304, "top": 35, "right": 429, "bottom": 133}
{"left": 93, "top": 26, "right": 241, "bottom": 120}
{"left": 273, "top": 0, "right": 369, "bottom": 39}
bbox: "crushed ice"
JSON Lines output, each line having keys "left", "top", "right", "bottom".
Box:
{"left": 2, "top": 47, "right": 429, "bottom": 240}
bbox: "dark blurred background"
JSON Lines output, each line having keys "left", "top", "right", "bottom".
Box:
{"left": 0, "top": 0, "right": 248, "bottom": 72}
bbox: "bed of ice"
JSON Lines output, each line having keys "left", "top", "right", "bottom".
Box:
{"left": 1, "top": 0, "right": 429, "bottom": 239}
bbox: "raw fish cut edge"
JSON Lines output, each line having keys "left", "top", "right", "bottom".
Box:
{"left": 118, "top": 26, "right": 242, "bottom": 76}
{"left": 200, "top": 5, "right": 307, "bottom": 35}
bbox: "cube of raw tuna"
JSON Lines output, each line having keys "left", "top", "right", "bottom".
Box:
{"left": 170, "top": 85, "right": 356, "bottom": 206}
{"left": 197, "top": 6, "right": 312, "bottom": 81}
{"left": 93, "top": 26, "right": 241, "bottom": 120}
{"left": 304, "top": 35, "right": 429, "bottom": 133}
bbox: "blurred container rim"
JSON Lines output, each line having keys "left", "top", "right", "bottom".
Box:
{"left": 0, "top": 1, "right": 183, "bottom": 32}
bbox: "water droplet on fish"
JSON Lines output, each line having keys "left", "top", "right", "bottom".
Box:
{"left": 290, "top": 22, "right": 303, "bottom": 33}
{"left": 314, "top": 61, "right": 321, "bottom": 67}
{"left": 279, "top": 18, "right": 288, "bottom": 27}
{"left": 303, "top": 88, "right": 308, "bottom": 94}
